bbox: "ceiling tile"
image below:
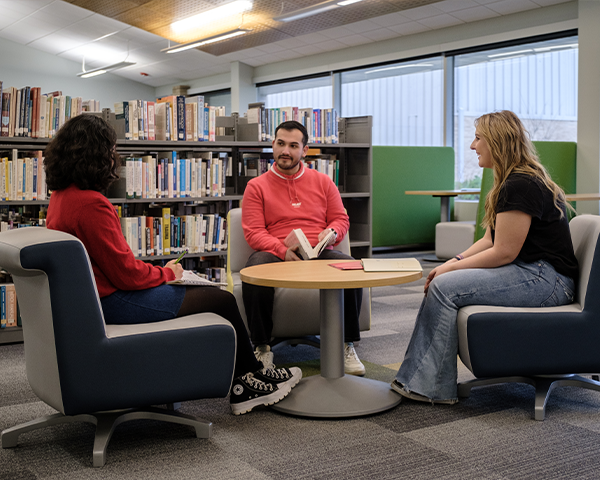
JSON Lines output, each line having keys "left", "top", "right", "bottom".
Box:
{"left": 294, "top": 32, "right": 333, "bottom": 46}
{"left": 0, "top": 0, "right": 54, "bottom": 15}
{"left": 360, "top": 28, "right": 402, "bottom": 42}
{"left": 454, "top": 5, "right": 500, "bottom": 22}
{"left": 400, "top": 4, "right": 446, "bottom": 20}
{"left": 336, "top": 34, "right": 373, "bottom": 47}
{"left": 387, "top": 22, "right": 431, "bottom": 36}
{"left": 291, "top": 44, "right": 329, "bottom": 56}
{"left": 368, "top": 12, "right": 413, "bottom": 28}
{"left": 343, "top": 19, "right": 383, "bottom": 34}
{"left": 417, "top": 13, "right": 464, "bottom": 29}
{"left": 318, "top": 25, "right": 359, "bottom": 40}
{"left": 485, "top": 0, "right": 540, "bottom": 15}
{"left": 433, "top": 0, "right": 481, "bottom": 13}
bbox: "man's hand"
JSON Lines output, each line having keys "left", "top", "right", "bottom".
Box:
{"left": 285, "top": 245, "right": 302, "bottom": 261}
{"left": 318, "top": 228, "right": 336, "bottom": 247}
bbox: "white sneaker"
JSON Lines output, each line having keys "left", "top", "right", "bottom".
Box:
{"left": 344, "top": 342, "right": 365, "bottom": 376}
{"left": 254, "top": 345, "right": 274, "bottom": 370}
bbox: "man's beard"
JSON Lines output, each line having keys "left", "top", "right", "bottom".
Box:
{"left": 277, "top": 155, "right": 299, "bottom": 170}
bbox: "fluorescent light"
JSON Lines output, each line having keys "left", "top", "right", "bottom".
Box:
{"left": 488, "top": 49, "right": 532, "bottom": 58}
{"left": 163, "top": 28, "right": 250, "bottom": 53}
{"left": 77, "top": 61, "right": 135, "bottom": 78}
{"left": 365, "top": 64, "right": 434, "bottom": 74}
{"left": 273, "top": 0, "right": 364, "bottom": 23}
{"left": 171, "top": 1, "right": 252, "bottom": 32}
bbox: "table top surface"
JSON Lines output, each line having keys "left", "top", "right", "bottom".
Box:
{"left": 240, "top": 259, "right": 423, "bottom": 289}
{"left": 405, "top": 189, "right": 480, "bottom": 196}
{"left": 405, "top": 190, "right": 598, "bottom": 202}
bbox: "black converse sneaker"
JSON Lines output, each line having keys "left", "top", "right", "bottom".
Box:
{"left": 254, "top": 366, "right": 302, "bottom": 389}
{"left": 230, "top": 373, "right": 292, "bottom": 415}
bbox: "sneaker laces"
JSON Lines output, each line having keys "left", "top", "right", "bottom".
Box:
{"left": 345, "top": 344, "right": 359, "bottom": 361}
{"left": 262, "top": 366, "right": 291, "bottom": 380}
{"left": 242, "top": 373, "right": 274, "bottom": 392}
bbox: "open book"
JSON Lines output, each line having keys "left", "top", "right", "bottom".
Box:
{"left": 167, "top": 270, "right": 226, "bottom": 286}
{"left": 284, "top": 228, "right": 335, "bottom": 260}
{"left": 361, "top": 258, "right": 422, "bottom": 272}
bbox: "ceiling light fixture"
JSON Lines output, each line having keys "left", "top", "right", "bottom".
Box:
{"left": 273, "top": 0, "right": 365, "bottom": 23}
{"left": 163, "top": 28, "right": 251, "bottom": 54}
{"left": 171, "top": 0, "right": 253, "bottom": 32}
{"left": 77, "top": 60, "right": 136, "bottom": 78}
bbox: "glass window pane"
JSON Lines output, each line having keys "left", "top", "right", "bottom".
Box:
{"left": 201, "top": 90, "right": 231, "bottom": 115}
{"left": 341, "top": 57, "right": 444, "bottom": 146}
{"left": 454, "top": 35, "right": 578, "bottom": 189}
{"left": 257, "top": 76, "right": 332, "bottom": 109}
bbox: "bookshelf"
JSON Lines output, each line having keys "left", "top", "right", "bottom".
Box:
{"left": 0, "top": 115, "right": 372, "bottom": 344}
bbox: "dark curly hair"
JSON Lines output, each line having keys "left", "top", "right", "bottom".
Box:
{"left": 44, "top": 114, "right": 120, "bottom": 192}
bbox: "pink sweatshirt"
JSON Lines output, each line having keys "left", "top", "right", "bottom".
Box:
{"left": 242, "top": 163, "right": 349, "bottom": 259}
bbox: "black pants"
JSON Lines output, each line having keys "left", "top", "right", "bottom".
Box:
{"left": 178, "top": 286, "right": 262, "bottom": 378}
{"left": 241, "top": 250, "right": 363, "bottom": 346}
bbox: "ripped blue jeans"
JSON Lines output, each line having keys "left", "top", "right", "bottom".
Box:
{"left": 395, "top": 259, "right": 576, "bottom": 401}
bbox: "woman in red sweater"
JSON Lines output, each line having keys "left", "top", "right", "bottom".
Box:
{"left": 44, "top": 114, "right": 300, "bottom": 415}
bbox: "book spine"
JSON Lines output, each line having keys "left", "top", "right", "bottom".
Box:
{"left": 162, "top": 208, "right": 171, "bottom": 255}
{"left": 177, "top": 96, "right": 185, "bottom": 141}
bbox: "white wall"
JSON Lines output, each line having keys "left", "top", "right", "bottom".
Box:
{"left": 0, "top": 36, "right": 155, "bottom": 109}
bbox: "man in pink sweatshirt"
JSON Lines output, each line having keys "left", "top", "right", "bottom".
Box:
{"left": 241, "top": 120, "right": 365, "bottom": 376}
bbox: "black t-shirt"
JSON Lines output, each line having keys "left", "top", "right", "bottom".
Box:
{"left": 492, "top": 173, "right": 578, "bottom": 279}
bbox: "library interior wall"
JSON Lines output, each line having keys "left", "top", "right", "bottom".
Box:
{"left": 0, "top": 36, "right": 155, "bottom": 109}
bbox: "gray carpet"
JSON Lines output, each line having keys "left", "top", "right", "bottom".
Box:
{"left": 3, "top": 251, "right": 600, "bottom": 478}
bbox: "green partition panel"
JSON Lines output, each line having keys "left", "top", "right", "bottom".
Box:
{"left": 473, "top": 141, "right": 577, "bottom": 242}
{"left": 372, "top": 146, "right": 455, "bottom": 247}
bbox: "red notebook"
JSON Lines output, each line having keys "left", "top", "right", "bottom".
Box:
{"left": 328, "top": 261, "right": 364, "bottom": 270}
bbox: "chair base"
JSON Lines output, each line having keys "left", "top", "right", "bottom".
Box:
{"left": 271, "top": 335, "right": 321, "bottom": 349}
{"left": 1, "top": 405, "right": 213, "bottom": 467}
{"left": 458, "top": 374, "right": 600, "bottom": 421}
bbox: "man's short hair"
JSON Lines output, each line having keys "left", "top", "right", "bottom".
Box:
{"left": 274, "top": 120, "right": 309, "bottom": 147}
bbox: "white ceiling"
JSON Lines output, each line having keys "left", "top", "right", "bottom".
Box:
{"left": 0, "top": 0, "right": 572, "bottom": 88}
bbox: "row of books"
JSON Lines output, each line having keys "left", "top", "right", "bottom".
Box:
{"left": 110, "top": 152, "right": 233, "bottom": 199}
{"left": 0, "top": 283, "right": 20, "bottom": 329}
{"left": 0, "top": 150, "right": 48, "bottom": 200}
{"left": 241, "top": 151, "right": 342, "bottom": 186}
{"left": 0, "top": 81, "right": 100, "bottom": 138}
{"left": 117, "top": 209, "right": 228, "bottom": 258}
{"left": 246, "top": 103, "right": 339, "bottom": 144}
{"left": 115, "top": 95, "right": 226, "bottom": 142}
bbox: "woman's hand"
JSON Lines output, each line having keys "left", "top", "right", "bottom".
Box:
{"left": 165, "top": 259, "right": 184, "bottom": 280}
{"left": 424, "top": 259, "right": 457, "bottom": 294}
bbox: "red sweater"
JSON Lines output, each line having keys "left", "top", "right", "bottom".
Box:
{"left": 46, "top": 184, "right": 175, "bottom": 297}
{"left": 242, "top": 163, "right": 349, "bottom": 259}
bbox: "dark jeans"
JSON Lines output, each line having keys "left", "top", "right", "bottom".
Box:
{"left": 242, "top": 249, "right": 363, "bottom": 346}
{"left": 102, "top": 285, "right": 262, "bottom": 379}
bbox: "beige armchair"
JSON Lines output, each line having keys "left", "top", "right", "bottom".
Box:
{"left": 226, "top": 207, "right": 371, "bottom": 347}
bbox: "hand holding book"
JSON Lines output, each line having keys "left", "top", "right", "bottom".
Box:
{"left": 284, "top": 228, "right": 336, "bottom": 260}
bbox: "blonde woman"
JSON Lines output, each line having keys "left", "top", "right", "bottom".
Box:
{"left": 392, "top": 110, "right": 578, "bottom": 404}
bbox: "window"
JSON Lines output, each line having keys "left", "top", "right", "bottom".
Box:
{"left": 454, "top": 35, "right": 578, "bottom": 189}
{"left": 197, "top": 90, "right": 232, "bottom": 115}
{"left": 257, "top": 76, "right": 333, "bottom": 109}
{"left": 341, "top": 57, "right": 444, "bottom": 146}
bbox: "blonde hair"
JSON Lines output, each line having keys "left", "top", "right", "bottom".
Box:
{"left": 475, "top": 110, "right": 567, "bottom": 230}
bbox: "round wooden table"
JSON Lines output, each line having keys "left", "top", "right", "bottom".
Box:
{"left": 240, "top": 259, "right": 422, "bottom": 418}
